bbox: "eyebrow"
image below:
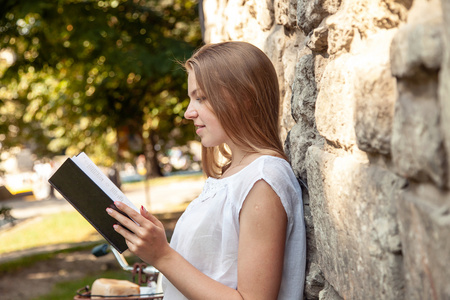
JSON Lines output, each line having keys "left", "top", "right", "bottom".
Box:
{"left": 189, "top": 88, "right": 198, "bottom": 98}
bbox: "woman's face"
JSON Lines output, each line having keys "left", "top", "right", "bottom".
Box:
{"left": 184, "top": 71, "right": 230, "bottom": 148}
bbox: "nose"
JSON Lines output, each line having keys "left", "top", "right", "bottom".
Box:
{"left": 184, "top": 102, "right": 198, "bottom": 120}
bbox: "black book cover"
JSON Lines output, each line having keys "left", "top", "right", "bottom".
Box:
{"left": 48, "top": 158, "right": 130, "bottom": 253}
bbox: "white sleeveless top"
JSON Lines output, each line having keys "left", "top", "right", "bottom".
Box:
{"left": 162, "top": 156, "right": 306, "bottom": 299}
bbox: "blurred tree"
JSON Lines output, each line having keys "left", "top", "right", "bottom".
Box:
{"left": 0, "top": 0, "right": 201, "bottom": 176}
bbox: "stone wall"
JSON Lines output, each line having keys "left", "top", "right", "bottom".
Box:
{"left": 201, "top": 0, "right": 450, "bottom": 299}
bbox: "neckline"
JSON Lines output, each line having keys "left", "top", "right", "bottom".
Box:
{"left": 208, "top": 155, "right": 285, "bottom": 182}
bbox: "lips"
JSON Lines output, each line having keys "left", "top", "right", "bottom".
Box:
{"left": 195, "top": 124, "right": 205, "bottom": 134}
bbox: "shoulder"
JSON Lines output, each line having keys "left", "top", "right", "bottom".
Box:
{"left": 242, "top": 156, "right": 302, "bottom": 217}
{"left": 224, "top": 155, "right": 302, "bottom": 214}
{"left": 258, "top": 155, "right": 293, "bottom": 175}
{"left": 240, "top": 178, "right": 287, "bottom": 229}
{"left": 230, "top": 155, "right": 300, "bottom": 195}
{"left": 238, "top": 155, "right": 290, "bottom": 176}
{"left": 245, "top": 156, "right": 299, "bottom": 190}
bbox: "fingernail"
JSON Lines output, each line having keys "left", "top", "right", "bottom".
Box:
{"left": 114, "top": 201, "right": 121, "bottom": 208}
{"left": 113, "top": 224, "right": 119, "bottom": 230}
{"left": 141, "top": 205, "right": 147, "bottom": 213}
{"left": 106, "top": 208, "right": 113, "bottom": 214}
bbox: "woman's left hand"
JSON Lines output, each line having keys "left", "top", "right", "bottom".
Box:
{"left": 106, "top": 202, "right": 171, "bottom": 266}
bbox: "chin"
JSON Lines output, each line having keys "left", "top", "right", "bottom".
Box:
{"left": 200, "top": 139, "right": 221, "bottom": 148}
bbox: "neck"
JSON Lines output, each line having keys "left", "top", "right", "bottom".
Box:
{"left": 231, "top": 151, "right": 249, "bottom": 168}
{"left": 220, "top": 146, "right": 252, "bottom": 178}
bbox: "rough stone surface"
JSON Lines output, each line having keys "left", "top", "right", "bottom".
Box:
{"left": 201, "top": 1, "right": 449, "bottom": 299}
{"left": 202, "top": 0, "right": 227, "bottom": 43}
{"left": 292, "top": 54, "right": 318, "bottom": 126}
{"left": 389, "top": 0, "right": 447, "bottom": 188}
{"left": 397, "top": 183, "right": 450, "bottom": 300}
{"left": 304, "top": 262, "right": 325, "bottom": 300}
{"left": 289, "top": 53, "right": 325, "bottom": 182}
{"left": 297, "top": 0, "right": 342, "bottom": 35}
{"left": 306, "top": 21, "right": 329, "bottom": 52}
{"left": 391, "top": 74, "right": 446, "bottom": 187}
{"left": 287, "top": 122, "right": 321, "bottom": 184}
{"left": 390, "top": 21, "right": 443, "bottom": 78}
{"left": 440, "top": 0, "right": 450, "bottom": 188}
{"left": 255, "top": 0, "right": 274, "bottom": 31}
{"left": 274, "top": 0, "right": 297, "bottom": 29}
{"left": 324, "top": 1, "right": 356, "bottom": 55}
{"left": 326, "top": 0, "right": 412, "bottom": 55}
{"left": 264, "top": 25, "right": 304, "bottom": 143}
{"left": 353, "top": 30, "right": 397, "bottom": 154}
{"left": 306, "top": 145, "right": 406, "bottom": 299}
{"left": 318, "top": 282, "right": 343, "bottom": 300}
{"left": 315, "top": 54, "right": 357, "bottom": 149}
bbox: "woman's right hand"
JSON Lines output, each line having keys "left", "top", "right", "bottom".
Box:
{"left": 106, "top": 201, "right": 173, "bottom": 267}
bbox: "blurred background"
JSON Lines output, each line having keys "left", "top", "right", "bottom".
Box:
{"left": 0, "top": 2, "right": 205, "bottom": 298}
{"left": 0, "top": 0, "right": 204, "bottom": 201}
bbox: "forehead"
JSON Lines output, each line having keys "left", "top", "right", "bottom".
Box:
{"left": 188, "top": 71, "right": 198, "bottom": 96}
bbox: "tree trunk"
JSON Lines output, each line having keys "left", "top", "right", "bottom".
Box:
{"left": 144, "top": 130, "right": 163, "bottom": 178}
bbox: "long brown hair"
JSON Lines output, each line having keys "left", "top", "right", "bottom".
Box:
{"left": 185, "top": 41, "right": 286, "bottom": 178}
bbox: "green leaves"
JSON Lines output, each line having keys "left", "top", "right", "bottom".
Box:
{"left": 0, "top": 0, "right": 201, "bottom": 169}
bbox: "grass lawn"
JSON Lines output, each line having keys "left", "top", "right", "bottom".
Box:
{"left": 0, "top": 210, "right": 101, "bottom": 255}
{"left": 31, "top": 270, "right": 132, "bottom": 300}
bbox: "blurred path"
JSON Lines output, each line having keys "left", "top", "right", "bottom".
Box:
{"left": 1, "top": 177, "right": 205, "bottom": 220}
{"left": 123, "top": 178, "right": 205, "bottom": 214}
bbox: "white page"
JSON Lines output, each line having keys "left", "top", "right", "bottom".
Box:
{"left": 71, "top": 152, "right": 139, "bottom": 213}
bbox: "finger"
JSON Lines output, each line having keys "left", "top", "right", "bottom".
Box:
{"left": 114, "top": 201, "right": 144, "bottom": 223}
{"left": 140, "top": 205, "right": 162, "bottom": 226}
{"left": 113, "top": 223, "right": 138, "bottom": 244}
{"left": 113, "top": 201, "right": 154, "bottom": 230}
{"left": 106, "top": 206, "right": 140, "bottom": 232}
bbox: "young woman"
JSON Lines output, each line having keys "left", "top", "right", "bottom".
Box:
{"left": 107, "top": 41, "right": 306, "bottom": 299}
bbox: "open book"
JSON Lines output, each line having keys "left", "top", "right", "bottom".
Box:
{"left": 48, "top": 152, "right": 139, "bottom": 253}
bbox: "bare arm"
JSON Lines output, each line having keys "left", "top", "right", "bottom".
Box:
{"left": 108, "top": 179, "right": 287, "bottom": 299}
{"left": 237, "top": 179, "right": 287, "bottom": 299}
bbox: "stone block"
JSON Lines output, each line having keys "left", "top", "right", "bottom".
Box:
{"left": 318, "top": 282, "right": 342, "bottom": 300}
{"left": 291, "top": 52, "right": 329, "bottom": 126}
{"left": 305, "top": 145, "right": 406, "bottom": 299}
{"left": 306, "top": 21, "right": 329, "bottom": 52}
{"left": 353, "top": 30, "right": 397, "bottom": 155}
{"left": 297, "top": 0, "right": 341, "bottom": 35}
{"left": 223, "top": 1, "right": 251, "bottom": 41}
{"left": 325, "top": 0, "right": 357, "bottom": 55}
{"left": 255, "top": 0, "right": 274, "bottom": 31}
{"left": 315, "top": 54, "right": 357, "bottom": 148}
{"left": 287, "top": 122, "right": 321, "bottom": 183}
{"left": 304, "top": 263, "right": 325, "bottom": 300}
{"left": 274, "top": 0, "right": 297, "bottom": 29}
{"left": 279, "top": 32, "right": 305, "bottom": 140}
{"left": 264, "top": 25, "right": 304, "bottom": 141}
{"left": 439, "top": 0, "right": 450, "bottom": 188}
{"left": 390, "top": 0, "right": 447, "bottom": 187}
{"left": 326, "top": 0, "right": 411, "bottom": 55}
{"left": 390, "top": 74, "right": 446, "bottom": 187}
{"left": 202, "top": 0, "right": 228, "bottom": 43}
{"left": 390, "top": 21, "right": 443, "bottom": 78}
{"left": 397, "top": 183, "right": 450, "bottom": 300}
{"left": 292, "top": 54, "right": 317, "bottom": 125}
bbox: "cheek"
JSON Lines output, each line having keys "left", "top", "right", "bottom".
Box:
{"left": 207, "top": 114, "right": 223, "bottom": 131}
{"left": 213, "top": 120, "right": 229, "bottom": 140}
